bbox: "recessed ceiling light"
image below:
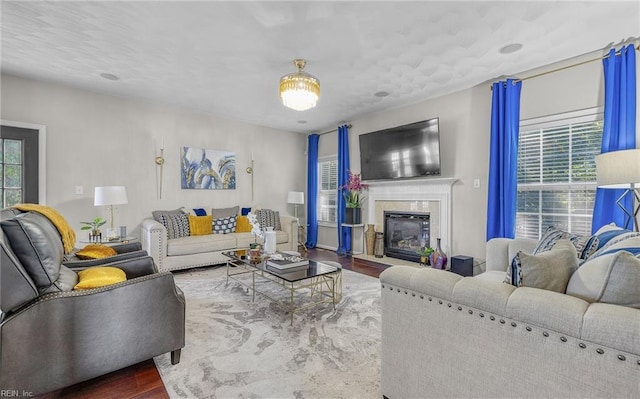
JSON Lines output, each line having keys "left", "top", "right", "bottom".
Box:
{"left": 100, "top": 73, "right": 119, "bottom": 81}
{"left": 499, "top": 43, "right": 523, "bottom": 54}
{"left": 297, "top": 120, "right": 307, "bottom": 124}
{"left": 374, "top": 91, "right": 389, "bottom": 97}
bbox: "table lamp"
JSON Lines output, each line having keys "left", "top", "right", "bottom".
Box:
{"left": 94, "top": 186, "right": 128, "bottom": 239}
{"left": 287, "top": 191, "right": 304, "bottom": 220}
{"left": 595, "top": 149, "right": 640, "bottom": 231}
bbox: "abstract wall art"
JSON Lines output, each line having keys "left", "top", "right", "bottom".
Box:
{"left": 181, "top": 146, "right": 236, "bottom": 190}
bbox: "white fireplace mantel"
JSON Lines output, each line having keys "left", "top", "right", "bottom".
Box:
{"left": 365, "top": 177, "right": 457, "bottom": 252}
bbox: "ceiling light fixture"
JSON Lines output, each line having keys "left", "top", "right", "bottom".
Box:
{"left": 279, "top": 59, "right": 320, "bottom": 111}
{"left": 499, "top": 43, "right": 523, "bottom": 54}
{"left": 100, "top": 72, "right": 119, "bottom": 81}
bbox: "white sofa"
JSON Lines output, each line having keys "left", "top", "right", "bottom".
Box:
{"left": 141, "top": 215, "right": 298, "bottom": 272}
{"left": 380, "top": 237, "right": 640, "bottom": 398}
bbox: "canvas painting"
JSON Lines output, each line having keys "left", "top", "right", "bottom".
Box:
{"left": 181, "top": 147, "right": 236, "bottom": 190}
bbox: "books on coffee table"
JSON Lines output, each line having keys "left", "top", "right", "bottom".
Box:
{"left": 266, "top": 253, "right": 309, "bottom": 270}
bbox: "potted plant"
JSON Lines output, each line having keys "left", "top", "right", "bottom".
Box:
{"left": 80, "top": 217, "right": 106, "bottom": 242}
{"left": 340, "top": 171, "right": 368, "bottom": 224}
{"left": 416, "top": 246, "right": 434, "bottom": 266}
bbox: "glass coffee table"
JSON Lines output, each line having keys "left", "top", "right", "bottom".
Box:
{"left": 223, "top": 250, "right": 343, "bottom": 325}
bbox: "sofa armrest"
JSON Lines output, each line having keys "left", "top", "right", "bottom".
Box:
{"left": 112, "top": 241, "right": 142, "bottom": 253}
{"left": 485, "top": 237, "right": 537, "bottom": 272}
{"left": 279, "top": 214, "right": 299, "bottom": 251}
{"left": 64, "top": 249, "right": 149, "bottom": 269}
{"left": 141, "top": 218, "right": 167, "bottom": 269}
{"left": 66, "top": 255, "right": 158, "bottom": 279}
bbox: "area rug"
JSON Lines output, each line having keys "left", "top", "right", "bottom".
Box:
{"left": 154, "top": 265, "right": 382, "bottom": 398}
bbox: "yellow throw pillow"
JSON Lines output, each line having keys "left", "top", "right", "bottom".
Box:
{"left": 236, "top": 215, "right": 252, "bottom": 233}
{"left": 74, "top": 266, "right": 126, "bottom": 290}
{"left": 75, "top": 244, "right": 117, "bottom": 260}
{"left": 188, "top": 215, "right": 213, "bottom": 236}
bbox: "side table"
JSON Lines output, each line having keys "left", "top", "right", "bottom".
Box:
{"left": 341, "top": 223, "right": 365, "bottom": 255}
{"left": 78, "top": 236, "right": 138, "bottom": 246}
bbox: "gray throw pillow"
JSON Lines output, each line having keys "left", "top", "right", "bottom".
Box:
{"left": 504, "top": 239, "right": 578, "bottom": 293}
{"left": 566, "top": 251, "right": 640, "bottom": 308}
{"left": 211, "top": 206, "right": 239, "bottom": 219}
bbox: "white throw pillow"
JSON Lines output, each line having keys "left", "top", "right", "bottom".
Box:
{"left": 566, "top": 251, "right": 640, "bottom": 308}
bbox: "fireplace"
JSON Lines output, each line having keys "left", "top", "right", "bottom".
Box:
{"left": 383, "top": 211, "right": 430, "bottom": 262}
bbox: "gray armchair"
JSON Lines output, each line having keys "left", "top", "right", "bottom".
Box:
{"left": 0, "top": 208, "right": 185, "bottom": 395}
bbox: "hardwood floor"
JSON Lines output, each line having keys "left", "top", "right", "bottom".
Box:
{"left": 37, "top": 248, "right": 387, "bottom": 399}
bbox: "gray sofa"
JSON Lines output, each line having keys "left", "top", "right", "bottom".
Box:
{"left": 0, "top": 208, "right": 185, "bottom": 395}
{"left": 380, "top": 237, "right": 640, "bottom": 398}
{"left": 141, "top": 213, "right": 299, "bottom": 272}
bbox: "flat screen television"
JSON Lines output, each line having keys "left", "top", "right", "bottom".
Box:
{"left": 359, "top": 118, "right": 441, "bottom": 181}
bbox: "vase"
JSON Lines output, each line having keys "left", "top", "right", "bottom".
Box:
{"left": 429, "top": 238, "right": 448, "bottom": 270}
{"left": 374, "top": 232, "right": 384, "bottom": 258}
{"left": 365, "top": 224, "right": 376, "bottom": 255}
{"left": 344, "top": 207, "right": 361, "bottom": 225}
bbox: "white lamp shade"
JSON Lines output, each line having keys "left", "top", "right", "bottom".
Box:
{"left": 596, "top": 149, "right": 640, "bottom": 189}
{"left": 94, "top": 186, "right": 128, "bottom": 206}
{"left": 287, "top": 191, "right": 304, "bottom": 205}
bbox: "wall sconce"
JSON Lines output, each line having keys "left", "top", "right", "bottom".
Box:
{"left": 155, "top": 136, "right": 165, "bottom": 199}
{"left": 246, "top": 152, "right": 254, "bottom": 202}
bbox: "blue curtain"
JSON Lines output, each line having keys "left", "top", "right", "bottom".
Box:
{"left": 592, "top": 44, "right": 637, "bottom": 232}
{"left": 336, "top": 124, "right": 351, "bottom": 255}
{"left": 305, "top": 134, "right": 319, "bottom": 248}
{"left": 486, "top": 78, "right": 523, "bottom": 240}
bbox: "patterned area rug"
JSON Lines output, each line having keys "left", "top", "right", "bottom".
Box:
{"left": 154, "top": 265, "right": 382, "bottom": 398}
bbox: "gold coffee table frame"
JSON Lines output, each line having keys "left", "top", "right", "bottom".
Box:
{"left": 223, "top": 251, "right": 343, "bottom": 325}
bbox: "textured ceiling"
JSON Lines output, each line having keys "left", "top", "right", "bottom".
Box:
{"left": 2, "top": 1, "right": 639, "bottom": 133}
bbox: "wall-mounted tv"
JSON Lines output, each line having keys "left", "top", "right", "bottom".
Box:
{"left": 359, "top": 118, "right": 441, "bottom": 181}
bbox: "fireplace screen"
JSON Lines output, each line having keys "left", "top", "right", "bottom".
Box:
{"left": 384, "top": 211, "right": 430, "bottom": 262}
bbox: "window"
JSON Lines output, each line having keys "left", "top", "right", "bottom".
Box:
{"left": 516, "top": 109, "right": 603, "bottom": 239}
{"left": 318, "top": 157, "right": 338, "bottom": 224}
{"left": 0, "top": 125, "right": 40, "bottom": 208}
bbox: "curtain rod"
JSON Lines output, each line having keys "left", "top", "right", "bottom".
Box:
{"left": 491, "top": 43, "right": 640, "bottom": 89}
{"left": 317, "top": 123, "right": 353, "bottom": 136}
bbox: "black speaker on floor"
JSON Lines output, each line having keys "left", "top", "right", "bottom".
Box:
{"left": 451, "top": 255, "right": 473, "bottom": 277}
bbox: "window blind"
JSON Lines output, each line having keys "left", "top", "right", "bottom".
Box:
{"left": 516, "top": 116, "right": 603, "bottom": 239}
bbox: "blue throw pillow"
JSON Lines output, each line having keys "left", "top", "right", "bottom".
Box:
{"left": 193, "top": 208, "right": 207, "bottom": 216}
{"left": 241, "top": 207, "right": 251, "bottom": 216}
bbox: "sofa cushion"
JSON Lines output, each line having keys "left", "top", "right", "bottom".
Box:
{"left": 1, "top": 212, "right": 64, "bottom": 291}
{"left": 213, "top": 215, "right": 237, "bottom": 234}
{"left": 504, "top": 239, "right": 578, "bottom": 293}
{"left": 188, "top": 215, "right": 213, "bottom": 236}
{"left": 167, "top": 234, "right": 237, "bottom": 256}
{"left": 211, "top": 206, "right": 239, "bottom": 219}
{"left": 234, "top": 230, "right": 289, "bottom": 249}
{"left": 256, "top": 209, "right": 281, "bottom": 231}
{"left": 566, "top": 251, "right": 640, "bottom": 308}
{"left": 74, "top": 266, "right": 126, "bottom": 290}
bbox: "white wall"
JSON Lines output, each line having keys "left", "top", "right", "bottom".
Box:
{"left": 316, "top": 49, "right": 619, "bottom": 260}
{"left": 1, "top": 74, "right": 307, "bottom": 237}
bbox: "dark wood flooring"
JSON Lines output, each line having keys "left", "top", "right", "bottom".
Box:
{"left": 38, "top": 248, "right": 387, "bottom": 399}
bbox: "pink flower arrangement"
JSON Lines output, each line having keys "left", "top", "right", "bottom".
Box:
{"left": 341, "top": 171, "right": 368, "bottom": 208}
